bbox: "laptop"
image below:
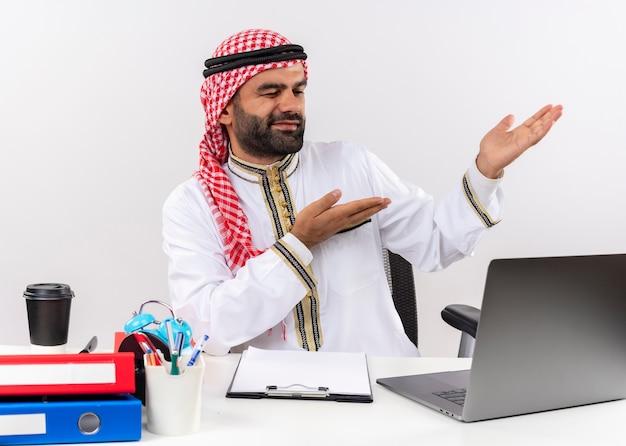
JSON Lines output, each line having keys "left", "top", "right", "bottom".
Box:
{"left": 376, "top": 253, "right": 626, "bottom": 422}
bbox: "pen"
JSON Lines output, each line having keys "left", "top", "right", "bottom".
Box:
{"left": 187, "top": 334, "right": 209, "bottom": 366}
{"left": 155, "top": 349, "right": 166, "bottom": 366}
{"left": 145, "top": 349, "right": 155, "bottom": 366}
{"left": 164, "top": 319, "right": 176, "bottom": 354}
{"left": 137, "top": 341, "right": 150, "bottom": 354}
{"left": 170, "top": 352, "right": 180, "bottom": 376}
{"left": 134, "top": 332, "right": 161, "bottom": 365}
{"left": 174, "top": 331, "right": 184, "bottom": 354}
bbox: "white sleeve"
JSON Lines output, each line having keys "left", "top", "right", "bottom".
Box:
{"left": 162, "top": 181, "right": 311, "bottom": 355}
{"left": 465, "top": 159, "right": 504, "bottom": 222}
{"left": 365, "top": 150, "right": 505, "bottom": 271}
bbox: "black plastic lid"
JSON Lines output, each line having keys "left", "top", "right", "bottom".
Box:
{"left": 23, "top": 283, "right": 75, "bottom": 300}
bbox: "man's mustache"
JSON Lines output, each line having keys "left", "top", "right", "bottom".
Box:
{"left": 268, "top": 113, "right": 304, "bottom": 126}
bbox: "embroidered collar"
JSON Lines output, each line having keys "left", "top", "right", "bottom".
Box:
{"left": 227, "top": 150, "right": 299, "bottom": 183}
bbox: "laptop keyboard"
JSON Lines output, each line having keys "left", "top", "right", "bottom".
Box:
{"left": 433, "top": 388, "right": 467, "bottom": 406}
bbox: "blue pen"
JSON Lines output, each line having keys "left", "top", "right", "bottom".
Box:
{"left": 174, "top": 331, "right": 184, "bottom": 353}
{"left": 187, "top": 334, "right": 209, "bottom": 366}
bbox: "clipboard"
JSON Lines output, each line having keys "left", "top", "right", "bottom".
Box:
{"left": 225, "top": 347, "right": 373, "bottom": 403}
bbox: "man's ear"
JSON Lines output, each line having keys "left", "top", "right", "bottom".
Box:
{"left": 218, "top": 103, "right": 233, "bottom": 125}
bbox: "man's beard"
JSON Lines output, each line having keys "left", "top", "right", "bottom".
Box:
{"left": 232, "top": 101, "right": 305, "bottom": 160}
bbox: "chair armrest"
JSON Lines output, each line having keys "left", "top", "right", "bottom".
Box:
{"left": 441, "top": 304, "right": 481, "bottom": 339}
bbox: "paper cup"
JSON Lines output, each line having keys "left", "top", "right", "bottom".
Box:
{"left": 24, "top": 283, "right": 74, "bottom": 353}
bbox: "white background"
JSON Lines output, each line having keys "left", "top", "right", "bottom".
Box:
{"left": 1, "top": 0, "right": 624, "bottom": 356}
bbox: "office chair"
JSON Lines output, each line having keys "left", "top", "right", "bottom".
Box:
{"left": 384, "top": 248, "right": 480, "bottom": 357}
{"left": 384, "top": 248, "right": 418, "bottom": 347}
{"left": 440, "top": 303, "right": 480, "bottom": 358}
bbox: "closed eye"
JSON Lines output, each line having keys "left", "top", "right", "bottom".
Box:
{"left": 262, "top": 90, "right": 281, "bottom": 98}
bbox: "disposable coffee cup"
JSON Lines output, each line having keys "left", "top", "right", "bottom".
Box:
{"left": 23, "top": 283, "right": 74, "bottom": 353}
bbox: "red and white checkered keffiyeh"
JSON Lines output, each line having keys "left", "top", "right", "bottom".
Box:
{"left": 194, "top": 29, "right": 308, "bottom": 273}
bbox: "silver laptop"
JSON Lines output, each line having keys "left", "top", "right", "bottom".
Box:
{"left": 377, "top": 253, "right": 626, "bottom": 422}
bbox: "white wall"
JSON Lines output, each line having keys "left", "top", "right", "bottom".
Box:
{"left": 1, "top": 0, "right": 625, "bottom": 356}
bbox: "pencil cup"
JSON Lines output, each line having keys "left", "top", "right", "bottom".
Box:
{"left": 144, "top": 355, "right": 205, "bottom": 436}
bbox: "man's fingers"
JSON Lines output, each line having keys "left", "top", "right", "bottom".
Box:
{"left": 337, "top": 197, "right": 391, "bottom": 219}
{"left": 304, "top": 189, "right": 343, "bottom": 217}
{"left": 492, "top": 114, "right": 515, "bottom": 134}
{"left": 523, "top": 105, "right": 564, "bottom": 142}
{"left": 327, "top": 197, "right": 391, "bottom": 228}
{"left": 521, "top": 104, "right": 553, "bottom": 127}
{"left": 292, "top": 194, "right": 391, "bottom": 249}
{"left": 307, "top": 192, "right": 388, "bottom": 221}
{"left": 522, "top": 104, "right": 563, "bottom": 131}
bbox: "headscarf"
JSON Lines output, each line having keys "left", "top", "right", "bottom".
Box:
{"left": 194, "top": 29, "right": 308, "bottom": 273}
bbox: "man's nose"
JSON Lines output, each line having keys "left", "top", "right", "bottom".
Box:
{"left": 277, "top": 91, "right": 304, "bottom": 113}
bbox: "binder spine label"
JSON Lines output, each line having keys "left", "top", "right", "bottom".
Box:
{"left": 0, "top": 414, "right": 46, "bottom": 436}
{"left": 0, "top": 364, "right": 116, "bottom": 385}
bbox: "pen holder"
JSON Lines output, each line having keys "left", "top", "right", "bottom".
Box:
{"left": 118, "top": 332, "right": 171, "bottom": 405}
{"left": 143, "top": 354, "right": 205, "bottom": 436}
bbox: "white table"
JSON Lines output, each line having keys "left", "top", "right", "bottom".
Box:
{"left": 133, "top": 354, "right": 626, "bottom": 445}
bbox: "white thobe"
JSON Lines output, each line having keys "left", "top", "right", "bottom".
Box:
{"left": 162, "top": 141, "right": 503, "bottom": 356}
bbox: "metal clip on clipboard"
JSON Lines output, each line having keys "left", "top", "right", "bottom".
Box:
{"left": 265, "top": 384, "right": 330, "bottom": 398}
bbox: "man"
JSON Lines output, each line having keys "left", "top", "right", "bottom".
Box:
{"left": 162, "top": 29, "right": 562, "bottom": 356}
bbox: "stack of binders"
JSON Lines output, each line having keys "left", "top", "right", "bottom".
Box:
{"left": 0, "top": 352, "right": 142, "bottom": 444}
